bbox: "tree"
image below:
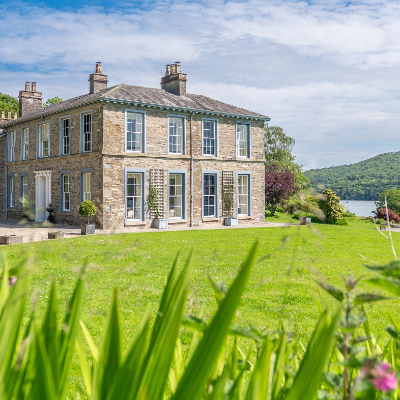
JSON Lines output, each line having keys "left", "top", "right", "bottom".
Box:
{"left": 264, "top": 124, "right": 308, "bottom": 188}
{"left": 265, "top": 163, "right": 298, "bottom": 216}
{"left": 0, "top": 93, "right": 18, "bottom": 116}
{"left": 43, "top": 96, "right": 63, "bottom": 108}
{"left": 318, "top": 188, "right": 344, "bottom": 223}
{"left": 375, "top": 188, "right": 400, "bottom": 216}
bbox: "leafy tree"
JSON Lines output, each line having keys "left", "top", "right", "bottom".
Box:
{"left": 0, "top": 92, "right": 18, "bottom": 116}
{"left": 264, "top": 124, "right": 308, "bottom": 187}
{"left": 43, "top": 96, "right": 63, "bottom": 108}
{"left": 376, "top": 208, "right": 400, "bottom": 223}
{"left": 318, "top": 188, "right": 344, "bottom": 223}
{"left": 265, "top": 163, "right": 298, "bottom": 216}
{"left": 375, "top": 188, "right": 400, "bottom": 216}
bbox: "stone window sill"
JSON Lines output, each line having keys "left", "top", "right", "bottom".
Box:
{"left": 202, "top": 217, "right": 220, "bottom": 222}
{"left": 238, "top": 216, "right": 252, "bottom": 220}
{"left": 125, "top": 221, "right": 146, "bottom": 227}
{"left": 168, "top": 219, "right": 187, "bottom": 224}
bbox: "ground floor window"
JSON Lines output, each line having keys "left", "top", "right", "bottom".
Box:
{"left": 8, "top": 176, "right": 15, "bottom": 208}
{"left": 237, "top": 174, "right": 250, "bottom": 216}
{"left": 203, "top": 173, "right": 218, "bottom": 217}
{"left": 82, "top": 173, "right": 91, "bottom": 201}
{"left": 169, "top": 173, "right": 184, "bottom": 218}
{"left": 21, "top": 175, "right": 28, "bottom": 206}
{"left": 62, "top": 174, "right": 71, "bottom": 211}
{"left": 126, "top": 172, "right": 143, "bottom": 220}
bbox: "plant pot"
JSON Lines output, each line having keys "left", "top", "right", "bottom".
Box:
{"left": 299, "top": 216, "right": 311, "bottom": 225}
{"left": 81, "top": 224, "right": 96, "bottom": 235}
{"left": 224, "top": 217, "right": 238, "bottom": 226}
{"left": 0, "top": 236, "right": 23, "bottom": 245}
{"left": 153, "top": 219, "right": 168, "bottom": 229}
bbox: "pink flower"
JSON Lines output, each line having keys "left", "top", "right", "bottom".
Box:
{"left": 362, "top": 361, "right": 398, "bottom": 392}
{"left": 8, "top": 277, "right": 17, "bottom": 287}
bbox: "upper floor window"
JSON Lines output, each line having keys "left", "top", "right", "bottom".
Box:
{"left": 202, "top": 119, "right": 218, "bottom": 156}
{"left": 236, "top": 123, "right": 250, "bottom": 158}
{"left": 81, "top": 112, "right": 92, "bottom": 153}
{"left": 38, "top": 122, "right": 50, "bottom": 158}
{"left": 8, "top": 131, "right": 16, "bottom": 162}
{"left": 61, "top": 118, "right": 70, "bottom": 155}
{"left": 168, "top": 116, "right": 184, "bottom": 154}
{"left": 126, "top": 111, "right": 145, "bottom": 152}
{"left": 21, "top": 128, "right": 29, "bottom": 160}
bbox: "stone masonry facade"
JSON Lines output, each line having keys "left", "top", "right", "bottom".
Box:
{"left": 0, "top": 62, "right": 269, "bottom": 229}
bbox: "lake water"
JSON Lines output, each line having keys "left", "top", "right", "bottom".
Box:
{"left": 340, "top": 200, "right": 376, "bottom": 217}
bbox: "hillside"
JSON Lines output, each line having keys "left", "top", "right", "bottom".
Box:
{"left": 304, "top": 151, "right": 400, "bottom": 200}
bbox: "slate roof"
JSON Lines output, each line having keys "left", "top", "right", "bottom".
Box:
{"left": 3, "top": 83, "right": 269, "bottom": 127}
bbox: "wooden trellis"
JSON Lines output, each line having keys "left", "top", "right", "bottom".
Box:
{"left": 222, "top": 171, "right": 234, "bottom": 217}
{"left": 149, "top": 169, "right": 165, "bottom": 219}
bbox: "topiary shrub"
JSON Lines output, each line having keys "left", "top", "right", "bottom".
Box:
{"left": 79, "top": 200, "right": 97, "bottom": 224}
{"left": 376, "top": 208, "right": 400, "bottom": 223}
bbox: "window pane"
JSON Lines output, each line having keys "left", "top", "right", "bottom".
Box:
{"left": 83, "top": 113, "right": 92, "bottom": 152}
{"left": 238, "top": 174, "right": 249, "bottom": 215}
{"left": 126, "top": 173, "right": 142, "bottom": 220}
{"left": 169, "top": 173, "right": 184, "bottom": 218}
{"left": 203, "top": 174, "right": 217, "bottom": 217}
{"left": 83, "top": 173, "right": 91, "bottom": 201}
{"left": 126, "top": 112, "right": 144, "bottom": 152}
{"left": 169, "top": 117, "right": 183, "bottom": 154}
{"left": 237, "top": 124, "right": 249, "bottom": 158}
{"left": 203, "top": 120, "right": 216, "bottom": 155}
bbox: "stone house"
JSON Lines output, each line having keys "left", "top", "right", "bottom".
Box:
{"left": 0, "top": 62, "right": 269, "bottom": 229}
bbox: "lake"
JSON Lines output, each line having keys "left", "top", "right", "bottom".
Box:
{"left": 340, "top": 200, "right": 376, "bottom": 217}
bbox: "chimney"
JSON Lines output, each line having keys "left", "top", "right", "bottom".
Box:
{"left": 161, "top": 61, "right": 187, "bottom": 96}
{"left": 19, "top": 81, "right": 42, "bottom": 117}
{"left": 89, "top": 62, "right": 108, "bottom": 94}
{"left": 0, "top": 109, "right": 16, "bottom": 125}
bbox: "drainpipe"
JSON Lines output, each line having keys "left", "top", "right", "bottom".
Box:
{"left": 3, "top": 129, "right": 8, "bottom": 220}
{"left": 190, "top": 112, "right": 194, "bottom": 227}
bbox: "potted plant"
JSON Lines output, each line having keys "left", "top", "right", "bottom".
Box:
{"left": 223, "top": 187, "right": 238, "bottom": 226}
{"left": 46, "top": 203, "right": 55, "bottom": 223}
{"left": 79, "top": 200, "right": 97, "bottom": 235}
{"left": 148, "top": 187, "right": 168, "bottom": 229}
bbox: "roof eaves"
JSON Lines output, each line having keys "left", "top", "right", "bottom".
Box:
{"left": 100, "top": 96, "right": 270, "bottom": 121}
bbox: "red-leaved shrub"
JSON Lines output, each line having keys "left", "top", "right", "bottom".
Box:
{"left": 377, "top": 208, "right": 400, "bottom": 223}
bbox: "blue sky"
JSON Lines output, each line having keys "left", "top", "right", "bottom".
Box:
{"left": 1, "top": 0, "right": 400, "bottom": 170}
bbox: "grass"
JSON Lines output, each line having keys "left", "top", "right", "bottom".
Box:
{"left": 2, "top": 217, "right": 400, "bottom": 395}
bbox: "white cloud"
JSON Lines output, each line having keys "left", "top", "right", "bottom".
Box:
{"left": 1, "top": 0, "right": 400, "bottom": 169}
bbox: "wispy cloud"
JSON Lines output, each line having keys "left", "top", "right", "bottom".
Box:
{"left": 1, "top": 0, "right": 400, "bottom": 169}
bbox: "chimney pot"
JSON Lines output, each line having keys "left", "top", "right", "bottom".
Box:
{"left": 1, "top": 110, "right": 4, "bottom": 119}
{"left": 95, "top": 62, "right": 102, "bottom": 74}
{"left": 175, "top": 62, "right": 181, "bottom": 73}
{"left": 31, "top": 82, "right": 36, "bottom": 91}
{"left": 25, "top": 82, "right": 30, "bottom": 91}
{"left": 89, "top": 62, "right": 108, "bottom": 94}
{"left": 13, "top": 111, "right": 17, "bottom": 119}
{"left": 7, "top": 111, "right": 11, "bottom": 119}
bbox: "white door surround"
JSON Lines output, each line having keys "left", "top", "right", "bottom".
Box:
{"left": 34, "top": 170, "right": 52, "bottom": 222}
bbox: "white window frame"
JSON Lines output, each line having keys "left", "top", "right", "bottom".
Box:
{"left": 168, "top": 115, "right": 186, "bottom": 155}
{"left": 202, "top": 118, "right": 218, "bottom": 156}
{"left": 37, "top": 121, "right": 50, "bottom": 158}
{"left": 61, "top": 172, "right": 71, "bottom": 212}
{"left": 125, "top": 168, "right": 146, "bottom": 221}
{"left": 20, "top": 174, "right": 29, "bottom": 206}
{"left": 237, "top": 171, "right": 252, "bottom": 216}
{"left": 60, "top": 116, "right": 71, "bottom": 156}
{"left": 125, "top": 109, "right": 146, "bottom": 153}
{"left": 8, "top": 175, "right": 15, "bottom": 208}
{"left": 168, "top": 169, "right": 187, "bottom": 219}
{"left": 8, "top": 130, "right": 16, "bottom": 162}
{"left": 202, "top": 170, "right": 219, "bottom": 218}
{"left": 81, "top": 172, "right": 91, "bottom": 202}
{"left": 21, "top": 127, "right": 29, "bottom": 161}
{"left": 236, "top": 122, "right": 251, "bottom": 159}
{"left": 80, "top": 111, "right": 92, "bottom": 153}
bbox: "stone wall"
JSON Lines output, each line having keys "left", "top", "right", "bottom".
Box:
{"left": 2, "top": 103, "right": 104, "bottom": 226}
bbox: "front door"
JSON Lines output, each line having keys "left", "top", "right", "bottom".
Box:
{"left": 34, "top": 171, "right": 52, "bottom": 222}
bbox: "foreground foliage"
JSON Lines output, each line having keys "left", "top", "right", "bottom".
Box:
{"left": 1, "top": 238, "right": 400, "bottom": 399}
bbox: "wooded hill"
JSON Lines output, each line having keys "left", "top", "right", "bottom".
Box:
{"left": 304, "top": 151, "right": 400, "bottom": 200}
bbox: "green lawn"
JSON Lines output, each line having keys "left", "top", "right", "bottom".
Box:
{"left": 2, "top": 218, "right": 399, "bottom": 395}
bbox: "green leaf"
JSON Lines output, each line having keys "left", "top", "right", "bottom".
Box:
{"left": 285, "top": 309, "right": 341, "bottom": 400}
{"left": 386, "top": 326, "right": 400, "bottom": 342}
{"left": 316, "top": 281, "right": 344, "bottom": 302}
{"left": 75, "top": 338, "right": 93, "bottom": 397}
{"left": 353, "top": 293, "right": 388, "bottom": 305}
{"left": 366, "top": 277, "right": 400, "bottom": 296}
{"left": 80, "top": 320, "right": 99, "bottom": 363}
{"left": 172, "top": 242, "right": 257, "bottom": 400}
